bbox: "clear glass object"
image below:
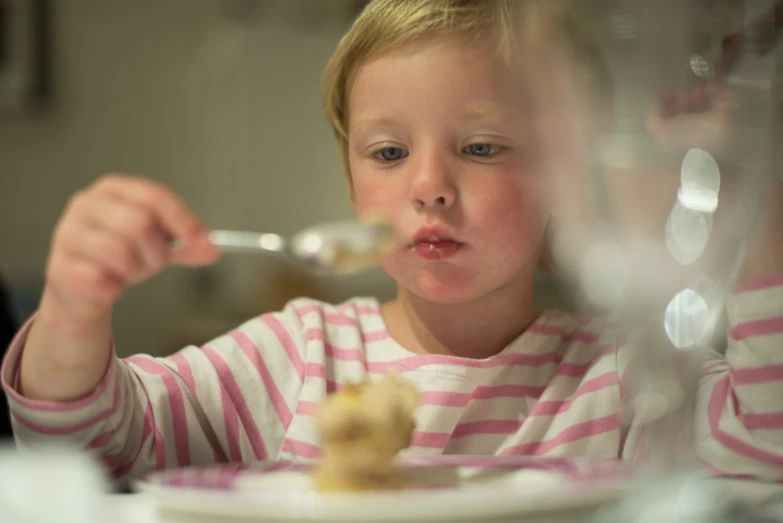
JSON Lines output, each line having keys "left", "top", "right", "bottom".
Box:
{"left": 543, "top": 0, "right": 780, "bottom": 520}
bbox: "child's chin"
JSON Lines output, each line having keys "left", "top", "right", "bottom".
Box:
{"left": 385, "top": 261, "right": 486, "bottom": 303}
{"left": 411, "top": 276, "right": 484, "bottom": 305}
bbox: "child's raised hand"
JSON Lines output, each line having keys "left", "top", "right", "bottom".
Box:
{"left": 645, "top": 81, "right": 736, "bottom": 154}
{"left": 43, "top": 175, "right": 220, "bottom": 322}
{"left": 645, "top": 80, "right": 783, "bottom": 281}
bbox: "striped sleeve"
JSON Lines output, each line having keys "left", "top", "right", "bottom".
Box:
{"left": 1, "top": 301, "right": 309, "bottom": 486}
{"left": 616, "top": 276, "right": 783, "bottom": 479}
{"left": 693, "top": 275, "right": 783, "bottom": 481}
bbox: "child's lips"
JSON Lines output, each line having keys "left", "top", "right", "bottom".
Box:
{"left": 410, "top": 239, "right": 463, "bottom": 261}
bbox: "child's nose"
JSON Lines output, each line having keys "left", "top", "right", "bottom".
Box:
{"left": 415, "top": 195, "right": 449, "bottom": 208}
{"left": 409, "top": 159, "right": 457, "bottom": 210}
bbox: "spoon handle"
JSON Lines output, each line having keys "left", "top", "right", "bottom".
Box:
{"left": 206, "top": 230, "right": 287, "bottom": 255}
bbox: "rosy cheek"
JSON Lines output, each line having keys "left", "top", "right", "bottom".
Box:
{"left": 475, "top": 183, "right": 545, "bottom": 244}
{"left": 352, "top": 179, "right": 395, "bottom": 217}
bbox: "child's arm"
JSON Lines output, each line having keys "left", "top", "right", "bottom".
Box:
{"left": 616, "top": 84, "right": 783, "bottom": 479}
{"left": 1, "top": 174, "right": 235, "bottom": 484}
{"left": 17, "top": 175, "right": 219, "bottom": 404}
{"left": 619, "top": 278, "right": 783, "bottom": 480}
{"left": 693, "top": 279, "right": 783, "bottom": 480}
{"left": 2, "top": 301, "right": 308, "bottom": 485}
{"left": 691, "top": 172, "right": 783, "bottom": 479}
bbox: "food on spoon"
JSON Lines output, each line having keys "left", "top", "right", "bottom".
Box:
{"left": 313, "top": 372, "right": 419, "bottom": 492}
{"left": 328, "top": 215, "right": 397, "bottom": 274}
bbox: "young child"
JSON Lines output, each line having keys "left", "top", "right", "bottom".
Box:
{"left": 3, "top": 0, "right": 783, "bottom": 487}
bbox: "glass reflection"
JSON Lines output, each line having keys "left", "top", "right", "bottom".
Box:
{"left": 609, "top": 9, "right": 637, "bottom": 40}
{"left": 665, "top": 201, "right": 713, "bottom": 265}
{"left": 689, "top": 54, "right": 711, "bottom": 79}
{"left": 664, "top": 289, "right": 709, "bottom": 349}
{"left": 678, "top": 148, "right": 721, "bottom": 213}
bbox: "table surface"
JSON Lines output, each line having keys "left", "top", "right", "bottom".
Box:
{"left": 100, "top": 479, "right": 783, "bottom": 523}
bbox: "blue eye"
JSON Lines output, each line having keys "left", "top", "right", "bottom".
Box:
{"left": 464, "top": 143, "right": 498, "bottom": 157}
{"left": 375, "top": 147, "right": 408, "bottom": 162}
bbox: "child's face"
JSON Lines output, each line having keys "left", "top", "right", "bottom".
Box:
{"left": 348, "top": 35, "right": 548, "bottom": 304}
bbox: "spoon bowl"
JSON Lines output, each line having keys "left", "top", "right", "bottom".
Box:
{"left": 205, "top": 218, "right": 396, "bottom": 275}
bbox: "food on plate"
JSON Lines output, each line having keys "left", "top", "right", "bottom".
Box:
{"left": 313, "top": 372, "right": 419, "bottom": 492}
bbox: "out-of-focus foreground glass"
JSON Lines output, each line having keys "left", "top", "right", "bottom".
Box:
{"left": 535, "top": 0, "right": 780, "bottom": 521}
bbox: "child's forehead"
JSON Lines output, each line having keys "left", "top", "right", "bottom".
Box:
{"left": 347, "top": 34, "right": 546, "bottom": 119}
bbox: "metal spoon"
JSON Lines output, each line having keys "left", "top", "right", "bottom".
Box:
{"left": 197, "top": 219, "right": 396, "bottom": 275}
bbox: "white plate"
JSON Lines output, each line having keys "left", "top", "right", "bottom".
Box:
{"left": 133, "top": 456, "right": 632, "bottom": 522}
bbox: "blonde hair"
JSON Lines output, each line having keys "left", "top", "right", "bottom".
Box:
{"left": 322, "top": 0, "right": 613, "bottom": 195}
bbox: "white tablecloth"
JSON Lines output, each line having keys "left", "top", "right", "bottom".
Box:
{"left": 98, "top": 493, "right": 599, "bottom": 523}
{"left": 6, "top": 447, "right": 782, "bottom": 522}
{"left": 102, "top": 494, "right": 159, "bottom": 523}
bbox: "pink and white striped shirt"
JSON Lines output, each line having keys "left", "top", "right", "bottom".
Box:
{"left": 3, "top": 275, "right": 783, "bottom": 485}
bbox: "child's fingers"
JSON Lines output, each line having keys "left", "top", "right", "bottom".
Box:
{"left": 648, "top": 80, "right": 736, "bottom": 151}
{"left": 170, "top": 234, "right": 221, "bottom": 266}
{"left": 688, "top": 85, "right": 708, "bottom": 112}
{"left": 706, "top": 81, "right": 737, "bottom": 113}
{"left": 675, "top": 90, "right": 691, "bottom": 114}
{"left": 67, "top": 193, "right": 171, "bottom": 278}
{"left": 92, "top": 175, "right": 220, "bottom": 266}
{"left": 60, "top": 224, "right": 145, "bottom": 284}
{"left": 660, "top": 89, "right": 677, "bottom": 116}
{"left": 660, "top": 81, "right": 734, "bottom": 118}
{"left": 94, "top": 175, "right": 205, "bottom": 241}
{"left": 43, "top": 174, "right": 221, "bottom": 320}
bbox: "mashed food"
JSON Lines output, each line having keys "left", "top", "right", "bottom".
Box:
{"left": 313, "top": 372, "right": 419, "bottom": 492}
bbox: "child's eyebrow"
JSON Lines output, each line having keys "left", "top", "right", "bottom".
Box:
{"left": 459, "top": 104, "right": 511, "bottom": 122}
{"left": 351, "top": 105, "right": 515, "bottom": 132}
{"left": 351, "top": 114, "right": 401, "bottom": 131}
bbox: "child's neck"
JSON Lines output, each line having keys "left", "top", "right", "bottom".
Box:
{"left": 382, "top": 280, "right": 539, "bottom": 360}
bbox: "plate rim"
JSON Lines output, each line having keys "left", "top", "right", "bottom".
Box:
{"left": 132, "top": 456, "right": 632, "bottom": 521}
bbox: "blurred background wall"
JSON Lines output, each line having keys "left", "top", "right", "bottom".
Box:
{"left": 0, "top": 0, "right": 777, "bottom": 357}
